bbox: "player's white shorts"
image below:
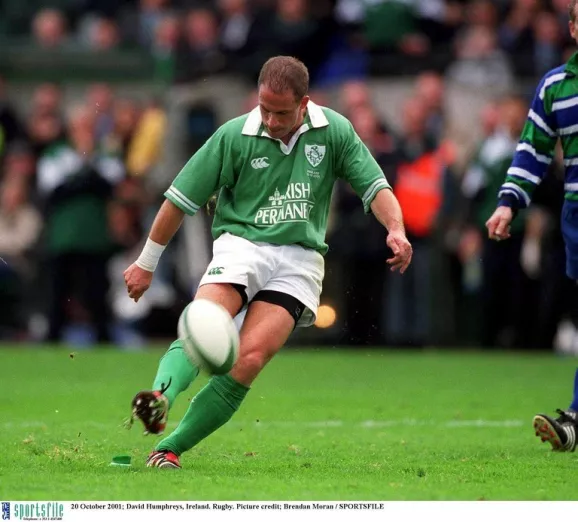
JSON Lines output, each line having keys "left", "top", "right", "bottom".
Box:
{"left": 198, "top": 233, "right": 324, "bottom": 327}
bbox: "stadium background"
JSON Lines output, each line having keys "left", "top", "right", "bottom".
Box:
{"left": 0, "top": 0, "right": 575, "bottom": 353}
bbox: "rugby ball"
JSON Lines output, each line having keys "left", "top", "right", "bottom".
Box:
{"left": 178, "top": 299, "right": 240, "bottom": 375}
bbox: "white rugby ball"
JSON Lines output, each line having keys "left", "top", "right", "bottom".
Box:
{"left": 178, "top": 299, "right": 240, "bottom": 375}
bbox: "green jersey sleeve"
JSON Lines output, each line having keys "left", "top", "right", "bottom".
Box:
{"left": 164, "top": 126, "right": 235, "bottom": 215}
{"left": 338, "top": 120, "right": 391, "bottom": 213}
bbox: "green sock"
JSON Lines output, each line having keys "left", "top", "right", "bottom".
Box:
{"left": 156, "top": 374, "right": 249, "bottom": 455}
{"left": 152, "top": 339, "right": 199, "bottom": 408}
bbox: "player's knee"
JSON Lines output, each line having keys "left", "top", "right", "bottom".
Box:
{"left": 231, "top": 348, "right": 269, "bottom": 385}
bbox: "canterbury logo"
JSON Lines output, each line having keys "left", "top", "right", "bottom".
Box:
{"left": 251, "top": 157, "right": 269, "bottom": 169}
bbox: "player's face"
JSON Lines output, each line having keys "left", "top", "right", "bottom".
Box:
{"left": 258, "top": 85, "right": 309, "bottom": 140}
{"left": 569, "top": 9, "right": 578, "bottom": 43}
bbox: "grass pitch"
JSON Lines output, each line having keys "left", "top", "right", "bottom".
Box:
{"left": 0, "top": 346, "right": 577, "bottom": 500}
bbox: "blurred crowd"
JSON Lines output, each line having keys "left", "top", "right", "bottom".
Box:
{"left": 1, "top": 0, "right": 577, "bottom": 84}
{"left": 0, "top": 78, "right": 174, "bottom": 346}
{"left": 326, "top": 76, "right": 576, "bottom": 353}
{"left": 1, "top": 0, "right": 578, "bottom": 351}
{"left": 1, "top": 70, "right": 577, "bottom": 352}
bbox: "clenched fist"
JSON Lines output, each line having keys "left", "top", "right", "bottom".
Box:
{"left": 124, "top": 263, "right": 153, "bottom": 302}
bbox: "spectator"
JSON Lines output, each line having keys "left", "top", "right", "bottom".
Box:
{"left": 107, "top": 178, "right": 150, "bottom": 348}
{"left": 350, "top": 104, "right": 400, "bottom": 175}
{"left": 26, "top": 113, "right": 64, "bottom": 160}
{"left": 384, "top": 96, "right": 444, "bottom": 346}
{"left": 460, "top": 94, "right": 535, "bottom": 348}
{"left": 31, "top": 83, "right": 63, "bottom": 118}
{"left": 87, "top": 17, "right": 122, "bottom": 51}
{"left": 32, "top": 9, "right": 68, "bottom": 48}
{"left": 138, "top": 0, "right": 172, "bottom": 47}
{"left": 465, "top": 0, "right": 498, "bottom": 32}
{"left": 329, "top": 104, "right": 401, "bottom": 345}
{"left": 416, "top": 0, "right": 464, "bottom": 50}
{"left": 103, "top": 98, "right": 141, "bottom": 160}
{"left": 532, "top": 11, "right": 564, "bottom": 76}
{"left": 498, "top": 0, "right": 541, "bottom": 73}
{"left": 37, "top": 105, "right": 125, "bottom": 344}
{"left": 414, "top": 71, "right": 446, "bottom": 141}
{"left": 86, "top": 83, "right": 115, "bottom": 141}
{"left": 219, "top": 0, "right": 254, "bottom": 60}
{"left": 446, "top": 25, "right": 514, "bottom": 93}
{"left": 0, "top": 176, "right": 42, "bottom": 338}
{"left": 334, "top": 0, "right": 367, "bottom": 26}
{"left": 26, "top": 83, "right": 65, "bottom": 162}
{"left": 363, "top": 0, "right": 429, "bottom": 57}
{"left": 479, "top": 99, "right": 501, "bottom": 138}
{"left": 339, "top": 79, "right": 373, "bottom": 116}
{"left": 175, "top": 8, "right": 227, "bottom": 82}
{"left": 339, "top": 80, "right": 396, "bottom": 140}
{"left": 1, "top": 142, "right": 36, "bottom": 194}
{"left": 126, "top": 100, "right": 167, "bottom": 179}
{"left": 244, "top": 0, "right": 331, "bottom": 82}
{"left": 152, "top": 14, "right": 181, "bottom": 82}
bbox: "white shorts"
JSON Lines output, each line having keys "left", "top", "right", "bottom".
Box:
{"left": 198, "top": 233, "right": 324, "bottom": 327}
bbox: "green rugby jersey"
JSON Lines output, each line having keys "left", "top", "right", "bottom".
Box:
{"left": 164, "top": 101, "right": 390, "bottom": 254}
{"left": 498, "top": 52, "right": 578, "bottom": 209}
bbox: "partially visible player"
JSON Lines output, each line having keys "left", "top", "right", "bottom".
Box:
{"left": 486, "top": 1, "right": 578, "bottom": 452}
{"left": 123, "top": 56, "right": 412, "bottom": 468}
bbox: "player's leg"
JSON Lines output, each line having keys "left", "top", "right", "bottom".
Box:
{"left": 130, "top": 283, "right": 245, "bottom": 435}
{"left": 148, "top": 295, "right": 298, "bottom": 467}
{"left": 153, "top": 282, "right": 246, "bottom": 404}
{"left": 533, "top": 224, "right": 578, "bottom": 451}
{"left": 133, "top": 234, "right": 275, "bottom": 437}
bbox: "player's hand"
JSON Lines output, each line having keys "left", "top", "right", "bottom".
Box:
{"left": 386, "top": 230, "right": 413, "bottom": 274}
{"left": 124, "top": 263, "right": 153, "bottom": 302}
{"left": 486, "top": 206, "right": 514, "bottom": 241}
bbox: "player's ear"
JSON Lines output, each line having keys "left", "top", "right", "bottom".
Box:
{"left": 300, "top": 95, "right": 310, "bottom": 110}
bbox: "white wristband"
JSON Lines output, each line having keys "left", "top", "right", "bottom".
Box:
{"left": 135, "top": 238, "right": 166, "bottom": 272}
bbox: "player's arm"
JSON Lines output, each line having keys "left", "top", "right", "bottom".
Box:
{"left": 370, "top": 188, "right": 405, "bottom": 234}
{"left": 125, "top": 126, "right": 233, "bottom": 302}
{"left": 149, "top": 199, "right": 185, "bottom": 245}
{"left": 487, "top": 75, "right": 558, "bottom": 240}
{"left": 370, "top": 188, "right": 412, "bottom": 273}
{"left": 124, "top": 200, "right": 184, "bottom": 302}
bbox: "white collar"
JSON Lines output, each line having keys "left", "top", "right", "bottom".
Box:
{"left": 241, "top": 100, "right": 329, "bottom": 136}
